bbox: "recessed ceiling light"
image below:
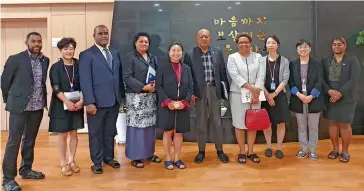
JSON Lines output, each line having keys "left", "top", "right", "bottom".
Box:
{"left": 228, "top": 7, "right": 232, "bottom": 9}
{"left": 195, "top": 3, "right": 200, "bottom": 6}
{"left": 158, "top": 9, "right": 163, "bottom": 12}
{"left": 235, "top": 2, "right": 240, "bottom": 5}
{"left": 154, "top": 3, "right": 159, "bottom": 7}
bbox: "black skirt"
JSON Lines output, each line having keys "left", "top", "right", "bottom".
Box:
{"left": 262, "top": 91, "right": 291, "bottom": 125}
{"left": 323, "top": 81, "right": 357, "bottom": 123}
{"left": 49, "top": 111, "right": 84, "bottom": 133}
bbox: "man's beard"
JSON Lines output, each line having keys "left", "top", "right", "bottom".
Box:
{"left": 28, "top": 46, "right": 41, "bottom": 54}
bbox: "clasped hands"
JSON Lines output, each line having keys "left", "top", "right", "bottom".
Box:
{"left": 296, "top": 92, "right": 314, "bottom": 104}
{"left": 249, "top": 87, "right": 260, "bottom": 105}
{"left": 265, "top": 92, "right": 277, "bottom": 106}
{"left": 328, "top": 89, "right": 342, "bottom": 103}
{"left": 167, "top": 101, "right": 185, "bottom": 110}
{"left": 65, "top": 99, "right": 84, "bottom": 112}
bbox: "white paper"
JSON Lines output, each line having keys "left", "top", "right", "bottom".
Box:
{"left": 146, "top": 66, "right": 156, "bottom": 84}
{"left": 63, "top": 91, "right": 81, "bottom": 110}
{"left": 241, "top": 88, "right": 266, "bottom": 103}
{"left": 51, "top": 38, "right": 62, "bottom": 47}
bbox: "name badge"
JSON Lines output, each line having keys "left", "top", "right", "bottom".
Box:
{"left": 270, "top": 82, "right": 276, "bottom": 90}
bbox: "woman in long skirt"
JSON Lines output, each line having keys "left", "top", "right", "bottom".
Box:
{"left": 122, "top": 32, "right": 161, "bottom": 168}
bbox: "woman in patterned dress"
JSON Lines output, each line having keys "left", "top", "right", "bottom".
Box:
{"left": 122, "top": 32, "right": 161, "bottom": 168}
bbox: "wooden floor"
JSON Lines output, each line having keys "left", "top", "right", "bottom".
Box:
{"left": 1, "top": 131, "right": 364, "bottom": 191}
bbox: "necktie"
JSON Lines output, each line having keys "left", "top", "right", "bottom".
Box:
{"left": 104, "top": 48, "right": 112, "bottom": 69}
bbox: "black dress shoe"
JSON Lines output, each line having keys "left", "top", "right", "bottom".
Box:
{"left": 2, "top": 180, "right": 21, "bottom": 191}
{"left": 91, "top": 165, "right": 103, "bottom": 174}
{"left": 105, "top": 160, "right": 120, "bottom": 168}
{"left": 217, "top": 152, "right": 229, "bottom": 163}
{"left": 194, "top": 153, "right": 205, "bottom": 164}
{"left": 20, "top": 170, "right": 45, "bottom": 179}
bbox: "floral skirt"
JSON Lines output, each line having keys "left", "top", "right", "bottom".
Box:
{"left": 125, "top": 93, "right": 157, "bottom": 128}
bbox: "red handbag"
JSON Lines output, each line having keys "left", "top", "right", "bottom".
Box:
{"left": 245, "top": 105, "right": 271, "bottom": 131}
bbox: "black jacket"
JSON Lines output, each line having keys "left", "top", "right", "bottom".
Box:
{"left": 1, "top": 51, "right": 49, "bottom": 113}
{"left": 122, "top": 51, "right": 158, "bottom": 93}
{"left": 321, "top": 54, "right": 360, "bottom": 103}
{"left": 156, "top": 61, "right": 193, "bottom": 133}
{"left": 183, "top": 46, "right": 229, "bottom": 99}
{"left": 288, "top": 57, "right": 325, "bottom": 113}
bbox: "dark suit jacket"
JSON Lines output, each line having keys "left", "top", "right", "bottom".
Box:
{"left": 156, "top": 61, "right": 193, "bottom": 133}
{"left": 183, "top": 46, "right": 229, "bottom": 99}
{"left": 288, "top": 57, "right": 325, "bottom": 113}
{"left": 49, "top": 58, "right": 83, "bottom": 118}
{"left": 321, "top": 55, "right": 360, "bottom": 103}
{"left": 122, "top": 51, "right": 158, "bottom": 93}
{"left": 1, "top": 51, "right": 49, "bottom": 113}
{"left": 79, "top": 45, "right": 125, "bottom": 108}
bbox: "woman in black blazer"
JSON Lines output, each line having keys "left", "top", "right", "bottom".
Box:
{"left": 322, "top": 37, "right": 360, "bottom": 163}
{"left": 156, "top": 42, "right": 193, "bottom": 170}
{"left": 288, "top": 40, "right": 325, "bottom": 160}
{"left": 122, "top": 32, "right": 161, "bottom": 168}
{"left": 49, "top": 38, "right": 84, "bottom": 176}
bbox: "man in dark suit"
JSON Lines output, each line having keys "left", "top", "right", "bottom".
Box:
{"left": 79, "top": 25, "right": 126, "bottom": 174}
{"left": 184, "top": 29, "right": 230, "bottom": 164}
{"left": 1, "top": 32, "right": 49, "bottom": 191}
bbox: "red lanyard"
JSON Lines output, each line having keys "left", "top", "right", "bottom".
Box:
{"left": 64, "top": 64, "right": 75, "bottom": 88}
{"left": 176, "top": 63, "right": 182, "bottom": 85}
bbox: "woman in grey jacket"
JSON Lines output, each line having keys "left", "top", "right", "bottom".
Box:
{"left": 227, "top": 33, "right": 266, "bottom": 164}
{"left": 260, "top": 35, "right": 291, "bottom": 159}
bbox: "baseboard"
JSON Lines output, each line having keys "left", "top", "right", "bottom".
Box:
{"left": 77, "top": 124, "right": 89, "bottom": 134}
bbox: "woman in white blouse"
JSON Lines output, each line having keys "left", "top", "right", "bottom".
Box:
{"left": 227, "top": 33, "right": 266, "bottom": 164}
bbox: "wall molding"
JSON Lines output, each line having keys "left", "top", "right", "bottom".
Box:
{"left": 1, "top": 0, "right": 113, "bottom": 4}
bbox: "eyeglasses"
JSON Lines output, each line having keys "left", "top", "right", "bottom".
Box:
{"left": 297, "top": 45, "right": 310, "bottom": 49}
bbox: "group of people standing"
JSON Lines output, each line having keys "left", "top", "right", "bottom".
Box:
{"left": 1, "top": 24, "right": 360, "bottom": 191}
{"left": 228, "top": 33, "right": 359, "bottom": 163}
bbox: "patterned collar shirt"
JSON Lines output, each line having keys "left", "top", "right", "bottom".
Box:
{"left": 25, "top": 50, "right": 45, "bottom": 111}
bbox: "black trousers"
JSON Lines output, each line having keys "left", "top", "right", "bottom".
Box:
{"left": 2, "top": 110, "right": 44, "bottom": 182}
{"left": 87, "top": 104, "right": 119, "bottom": 165}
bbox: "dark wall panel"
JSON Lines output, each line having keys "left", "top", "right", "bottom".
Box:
{"left": 316, "top": 1, "right": 364, "bottom": 135}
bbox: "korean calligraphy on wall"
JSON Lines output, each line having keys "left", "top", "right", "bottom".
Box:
{"left": 213, "top": 16, "right": 267, "bottom": 55}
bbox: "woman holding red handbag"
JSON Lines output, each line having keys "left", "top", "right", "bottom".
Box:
{"left": 227, "top": 33, "right": 266, "bottom": 164}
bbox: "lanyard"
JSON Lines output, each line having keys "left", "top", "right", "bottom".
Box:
{"left": 177, "top": 63, "right": 182, "bottom": 85}
{"left": 64, "top": 63, "right": 75, "bottom": 88}
{"left": 268, "top": 60, "right": 276, "bottom": 81}
{"left": 300, "top": 63, "right": 308, "bottom": 83}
